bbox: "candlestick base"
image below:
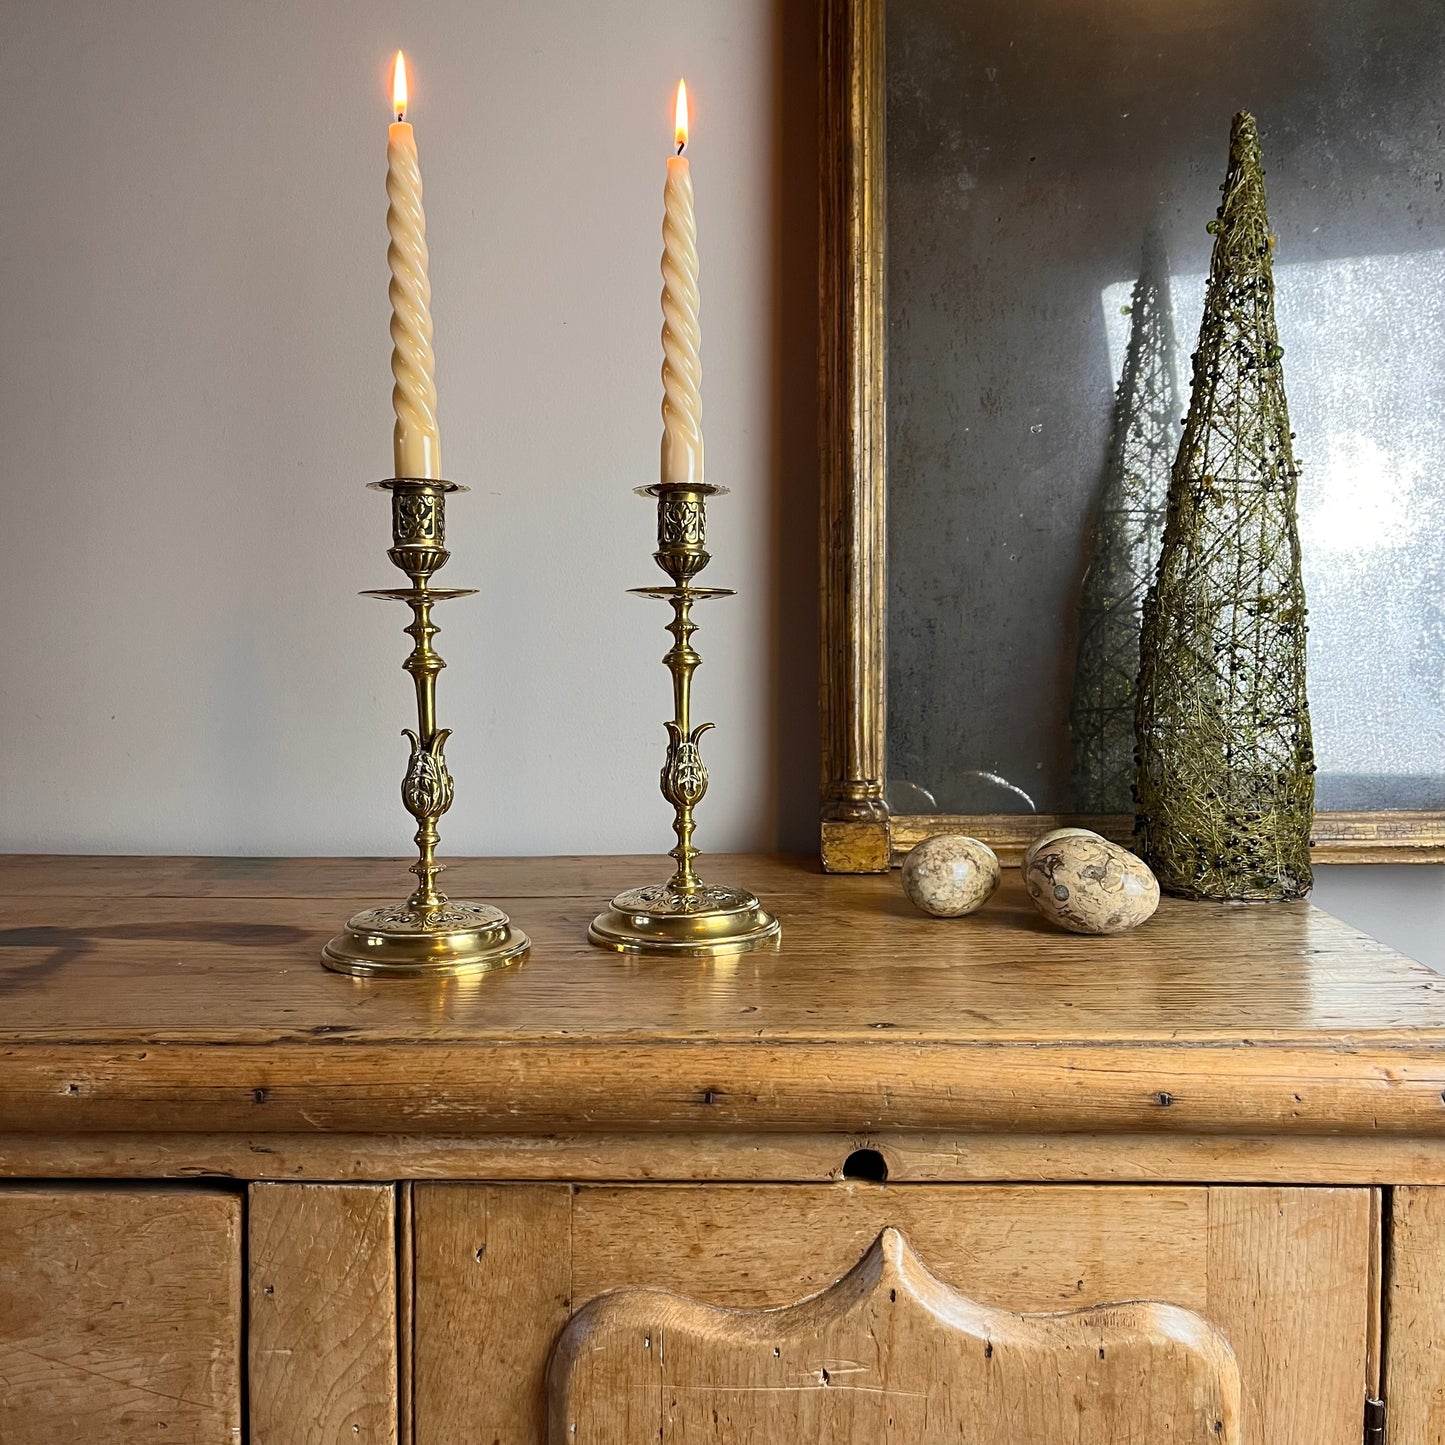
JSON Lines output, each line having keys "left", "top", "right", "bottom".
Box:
{"left": 588, "top": 880, "right": 780, "bottom": 957}
{"left": 323, "top": 898, "right": 530, "bottom": 978}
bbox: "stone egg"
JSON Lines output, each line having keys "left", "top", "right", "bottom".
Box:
{"left": 902, "top": 834, "right": 1001, "bottom": 918}
{"left": 1023, "top": 830, "right": 1159, "bottom": 935}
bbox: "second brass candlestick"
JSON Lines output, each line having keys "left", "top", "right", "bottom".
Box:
{"left": 589, "top": 482, "right": 780, "bottom": 956}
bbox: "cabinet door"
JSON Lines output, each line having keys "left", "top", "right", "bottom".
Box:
{"left": 1384, "top": 1186, "right": 1445, "bottom": 1445}
{"left": 413, "top": 1183, "right": 1373, "bottom": 1445}
{"left": 0, "top": 1186, "right": 242, "bottom": 1444}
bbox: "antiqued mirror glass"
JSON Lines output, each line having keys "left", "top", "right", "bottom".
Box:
{"left": 885, "top": 0, "right": 1445, "bottom": 819}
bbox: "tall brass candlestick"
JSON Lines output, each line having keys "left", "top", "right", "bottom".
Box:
{"left": 322, "top": 478, "right": 529, "bottom": 977}
{"left": 588, "top": 482, "right": 780, "bottom": 956}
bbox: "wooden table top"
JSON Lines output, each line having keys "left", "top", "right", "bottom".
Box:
{"left": 2, "top": 852, "right": 1444, "bottom": 1139}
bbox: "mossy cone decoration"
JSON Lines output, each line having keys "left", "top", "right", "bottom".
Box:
{"left": 1070, "top": 227, "right": 1182, "bottom": 813}
{"left": 1134, "top": 111, "right": 1315, "bottom": 901}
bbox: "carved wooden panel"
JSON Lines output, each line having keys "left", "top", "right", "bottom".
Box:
{"left": 549, "top": 1226, "right": 1240, "bottom": 1443}
{"left": 412, "top": 1183, "right": 1371, "bottom": 1445}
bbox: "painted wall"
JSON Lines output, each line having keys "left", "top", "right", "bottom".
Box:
{"left": 0, "top": 0, "right": 1437, "bottom": 967}
{"left": 0, "top": 0, "right": 817, "bottom": 860}
{"left": 1313, "top": 867, "right": 1444, "bottom": 970}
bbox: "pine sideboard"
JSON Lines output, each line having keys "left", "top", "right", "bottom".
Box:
{"left": 4, "top": 853, "right": 1445, "bottom": 1442}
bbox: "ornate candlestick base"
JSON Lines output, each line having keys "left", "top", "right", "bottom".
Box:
{"left": 323, "top": 478, "right": 530, "bottom": 979}
{"left": 323, "top": 898, "right": 529, "bottom": 978}
{"left": 589, "top": 880, "right": 779, "bottom": 956}
{"left": 589, "top": 482, "right": 780, "bottom": 958}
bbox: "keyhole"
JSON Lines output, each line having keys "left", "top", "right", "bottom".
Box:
{"left": 841, "top": 1147, "right": 889, "bottom": 1182}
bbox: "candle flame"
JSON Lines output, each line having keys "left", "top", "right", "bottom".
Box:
{"left": 392, "top": 51, "right": 408, "bottom": 121}
{"left": 674, "top": 78, "right": 688, "bottom": 151}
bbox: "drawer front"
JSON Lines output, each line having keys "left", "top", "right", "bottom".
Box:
{"left": 414, "top": 1182, "right": 1373, "bottom": 1445}
{"left": 0, "top": 1186, "right": 242, "bottom": 1444}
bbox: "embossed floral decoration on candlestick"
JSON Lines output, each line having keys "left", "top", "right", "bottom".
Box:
{"left": 1070, "top": 226, "right": 1182, "bottom": 814}
{"left": 1134, "top": 111, "right": 1315, "bottom": 901}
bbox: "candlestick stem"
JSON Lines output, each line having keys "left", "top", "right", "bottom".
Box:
{"left": 662, "top": 587, "right": 708, "bottom": 893}
{"left": 400, "top": 584, "right": 447, "bottom": 910}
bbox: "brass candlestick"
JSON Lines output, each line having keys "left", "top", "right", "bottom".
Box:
{"left": 322, "top": 478, "right": 530, "bottom": 977}
{"left": 589, "top": 482, "right": 780, "bottom": 956}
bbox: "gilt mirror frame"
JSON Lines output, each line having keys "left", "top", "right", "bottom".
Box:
{"left": 817, "top": 0, "right": 1445, "bottom": 873}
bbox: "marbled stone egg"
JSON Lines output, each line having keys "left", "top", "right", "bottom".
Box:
{"left": 1023, "top": 829, "right": 1160, "bottom": 934}
{"left": 902, "top": 834, "right": 1001, "bottom": 918}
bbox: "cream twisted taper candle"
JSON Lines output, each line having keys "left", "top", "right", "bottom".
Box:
{"left": 387, "top": 52, "right": 441, "bottom": 480}
{"left": 660, "top": 79, "right": 703, "bottom": 485}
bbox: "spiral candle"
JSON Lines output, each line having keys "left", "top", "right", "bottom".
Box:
{"left": 387, "top": 53, "right": 441, "bottom": 480}
{"left": 660, "top": 81, "right": 703, "bottom": 485}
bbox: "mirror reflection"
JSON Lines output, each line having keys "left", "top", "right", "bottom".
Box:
{"left": 885, "top": 0, "right": 1445, "bottom": 816}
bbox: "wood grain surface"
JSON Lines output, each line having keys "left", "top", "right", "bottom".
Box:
{"left": 0, "top": 854, "right": 1443, "bottom": 1140}
{"left": 10, "top": 1128, "right": 1445, "bottom": 1185}
{"left": 1384, "top": 1187, "right": 1445, "bottom": 1444}
{"left": 414, "top": 1183, "right": 572, "bottom": 1444}
{"left": 0, "top": 1128, "right": 913, "bottom": 1182}
{"left": 1205, "top": 1185, "right": 1372, "bottom": 1444}
{"left": 415, "top": 1182, "right": 1368, "bottom": 1445}
{"left": 549, "top": 1226, "right": 1240, "bottom": 1443}
{"left": 249, "top": 1183, "right": 398, "bottom": 1444}
{"left": 0, "top": 1186, "right": 241, "bottom": 1443}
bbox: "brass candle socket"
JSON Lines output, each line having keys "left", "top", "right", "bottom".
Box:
{"left": 322, "top": 478, "right": 530, "bottom": 978}
{"left": 588, "top": 482, "right": 781, "bottom": 956}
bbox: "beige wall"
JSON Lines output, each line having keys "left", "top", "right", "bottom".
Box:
{"left": 1312, "top": 867, "right": 1445, "bottom": 972}
{"left": 0, "top": 0, "right": 1439, "bottom": 967}
{"left": 0, "top": 0, "right": 818, "bottom": 857}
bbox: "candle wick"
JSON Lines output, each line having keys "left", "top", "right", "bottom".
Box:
{"left": 676, "top": 141, "right": 685, "bottom": 156}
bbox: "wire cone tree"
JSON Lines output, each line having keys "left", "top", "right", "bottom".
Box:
{"left": 1070, "top": 227, "right": 1182, "bottom": 813}
{"left": 1134, "top": 111, "right": 1315, "bottom": 900}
